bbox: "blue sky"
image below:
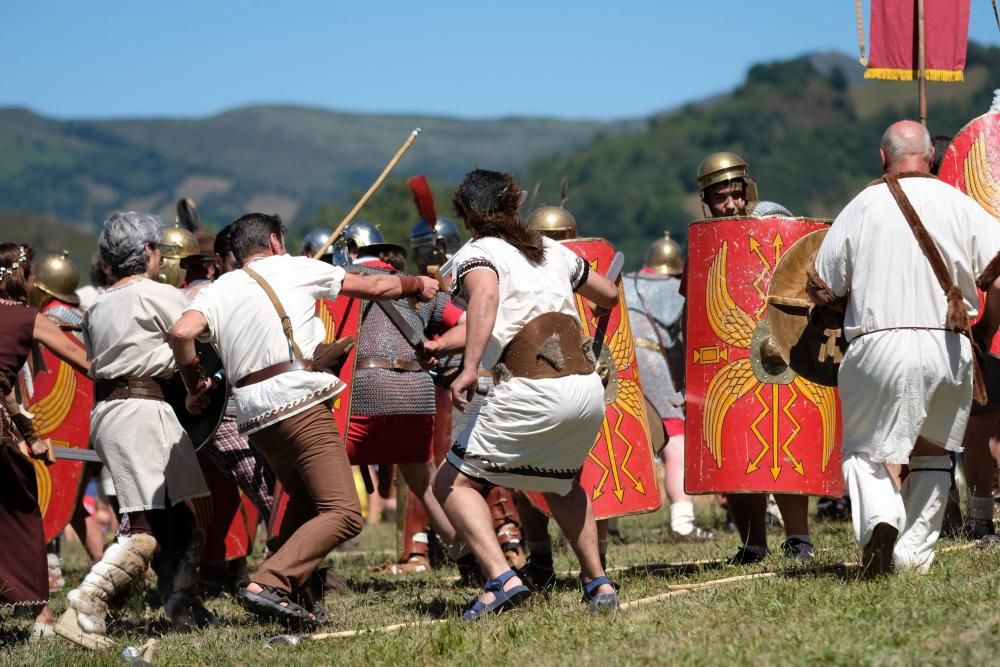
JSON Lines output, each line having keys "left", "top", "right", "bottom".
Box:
{"left": 3, "top": 1, "right": 999, "bottom": 120}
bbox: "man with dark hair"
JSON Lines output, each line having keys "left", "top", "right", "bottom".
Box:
{"left": 228, "top": 212, "right": 286, "bottom": 263}
{"left": 213, "top": 224, "right": 238, "bottom": 274}
{"left": 170, "top": 213, "right": 440, "bottom": 625}
{"left": 695, "top": 152, "right": 813, "bottom": 564}
{"left": 182, "top": 224, "right": 276, "bottom": 597}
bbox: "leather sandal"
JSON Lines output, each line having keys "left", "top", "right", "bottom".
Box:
{"left": 238, "top": 584, "right": 316, "bottom": 627}
{"left": 462, "top": 569, "right": 531, "bottom": 621}
{"left": 581, "top": 576, "right": 620, "bottom": 613}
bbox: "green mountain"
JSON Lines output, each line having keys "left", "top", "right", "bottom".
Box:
{"left": 0, "top": 105, "right": 637, "bottom": 234}
{"left": 3, "top": 44, "right": 998, "bottom": 271}
{"left": 523, "top": 43, "right": 1000, "bottom": 267}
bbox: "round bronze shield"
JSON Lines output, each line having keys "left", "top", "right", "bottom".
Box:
{"left": 766, "top": 229, "right": 845, "bottom": 386}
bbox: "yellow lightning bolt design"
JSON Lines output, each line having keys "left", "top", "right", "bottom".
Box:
{"left": 746, "top": 384, "right": 771, "bottom": 474}
{"left": 770, "top": 384, "right": 781, "bottom": 480}
{"left": 781, "top": 383, "right": 804, "bottom": 476}
{"left": 589, "top": 440, "right": 611, "bottom": 501}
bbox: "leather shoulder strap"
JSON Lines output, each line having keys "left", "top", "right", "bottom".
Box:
{"left": 883, "top": 173, "right": 986, "bottom": 404}
{"left": 883, "top": 174, "right": 955, "bottom": 298}
{"left": 242, "top": 264, "right": 304, "bottom": 361}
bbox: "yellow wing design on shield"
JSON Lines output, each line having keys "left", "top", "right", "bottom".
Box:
{"left": 964, "top": 133, "right": 1000, "bottom": 220}
{"left": 30, "top": 361, "right": 77, "bottom": 437}
{"left": 793, "top": 375, "right": 837, "bottom": 471}
{"left": 707, "top": 241, "right": 755, "bottom": 349}
{"left": 704, "top": 358, "right": 757, "bottom": 468}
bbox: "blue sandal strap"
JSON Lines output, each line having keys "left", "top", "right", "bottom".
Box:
{"left": 582, "top": 576, "right": 619, "bottom": 598}
{"left": 483, "top": 569, "right": 518, "bottom": 593}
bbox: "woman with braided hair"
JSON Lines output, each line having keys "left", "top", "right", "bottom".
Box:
{"left": 428, "top": 169, "right": 621, "bottom": 619}
{"left": 0, "top": 243, "right": 89, "bottom": 640}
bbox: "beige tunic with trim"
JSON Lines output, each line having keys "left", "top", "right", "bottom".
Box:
{"left": 185, "top": 254, "right": 347, "bottom": 435}
{"left": 84, "top": 277, "right": 209, "bottom": 513}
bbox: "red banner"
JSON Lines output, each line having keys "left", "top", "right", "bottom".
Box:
{"left": 865, "top": 0, "right": 970, "bottom": 82}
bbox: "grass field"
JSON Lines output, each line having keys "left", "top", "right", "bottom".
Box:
{"left": 2, "top": 503, "right": 998, "bottom": 666}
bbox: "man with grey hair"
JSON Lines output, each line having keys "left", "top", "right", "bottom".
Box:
{"left": 55, "top": 212, "right": 211, "bottom": 649}
{"left": 812, "top": 120, "right": 1000, "bottom": 576}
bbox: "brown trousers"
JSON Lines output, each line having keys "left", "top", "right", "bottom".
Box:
{"left": 249, "top": 403, "right": 362, "bottom": 593}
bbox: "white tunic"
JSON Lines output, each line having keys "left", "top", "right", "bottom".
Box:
{"left": 83, "top": 278, "right": 209, "bottom": 512}
{"left": 443, "top": 236, "right": 605, "bottom": 495}
{"left": 185, "top": 254, "right": 347, "bottom": 435}
{"left": 815, "top": 176, "right": 1000, "bottom": 462}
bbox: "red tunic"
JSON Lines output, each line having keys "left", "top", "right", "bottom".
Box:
{"left": 0, "top": 302, "right": 48, "bottom": 608}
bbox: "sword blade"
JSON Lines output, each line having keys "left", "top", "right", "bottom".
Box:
{"left": 374, "top": 300, "right": 426, "bottom": 350}
{"left": 605, "top": 251, "right": 625, "bottom": 284}
{"left": 53, "top": 447, "right": 102, "bottom": 463}
{"left": 593, "top": 251, "right": 626, "bottom": 356}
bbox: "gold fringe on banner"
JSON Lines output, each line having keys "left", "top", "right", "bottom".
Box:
{"left": 864, "top": 68, "right": 965, "bottom": 82}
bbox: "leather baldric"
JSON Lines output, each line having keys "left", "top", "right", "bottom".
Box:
{"left": 243, "top": 263, "right": 304, "bottom": 362}
{"left": 881, "top": 172, "right": 987, "bottom": 405}
{"left": 237, "top": 262, "right": 354, "bottom": 388}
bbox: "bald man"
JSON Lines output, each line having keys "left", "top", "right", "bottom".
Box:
{"left": 812, "top": 120, "right": 1000, "bottom": 576}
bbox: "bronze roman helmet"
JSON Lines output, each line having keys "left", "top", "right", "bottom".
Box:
{"left": 697, "top": 151, "right": 760, "bottom": 203}
{"left": 32, "top": 250, "right": 81, "bottom": 306}
{"left": 157, "top": 225, "right": 200, "bottom": 288}
{"left": 643, "top": 232, "right": 684, "bottom": 276}
{"left": 525, "top": 206, "right": 577, "bottom": 241}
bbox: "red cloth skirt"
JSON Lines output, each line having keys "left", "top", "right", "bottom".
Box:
{"left": 347, "top": 414, "right": 435, "bottom": 465}
{"left": 663, "top": 418, "right": 685, "bottom": 438}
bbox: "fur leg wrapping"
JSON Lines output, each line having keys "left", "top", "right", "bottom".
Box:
{"left": 68, "top": 533, "right": 157, "bottom": 635}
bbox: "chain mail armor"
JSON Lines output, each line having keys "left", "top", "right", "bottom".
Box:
{"left": 350, "top": 264, "right": 449, "bottom": 415}
{"left": 42, "top": 302, "right": 84, "bottom": 341}
{"left": 745, "top": 200, "right": 793, "bottom": 218}
{"left": 622, "top": 271, "right": 685, "bottom": 420}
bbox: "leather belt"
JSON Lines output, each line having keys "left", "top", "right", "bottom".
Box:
{"left": 235, "top": 359, "right": 312, "bottom": 388}
{"left": 356, "top": 357, "right": 422, "bottom": 372}
{"left": 634, "top": 337, "right": 664, "bottom": 353}
{"left": 498, "top": 312, "right": 595, "bottom": 381}
{"left": 95, "top": 376, "right": 169, "bottom": 403}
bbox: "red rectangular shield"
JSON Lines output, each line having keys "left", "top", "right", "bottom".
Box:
{"left": 685, "top": 217, "right": 843, "bottom": 496}
{"left": 527, "top": 237, "right": 662, "bottom": 519}
{"left": 23, "top": 332, "right": 93, "bottom": 542}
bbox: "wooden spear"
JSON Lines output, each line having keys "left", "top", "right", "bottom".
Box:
{"left": 311, "top": 128, "right": 421, "bottom": 260}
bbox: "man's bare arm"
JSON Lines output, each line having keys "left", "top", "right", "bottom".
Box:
{"left": 341, "top": 273, "right": 438, "bottom": 302}
{"left": 34, "top": 314, "right": 89, "bottom": 375}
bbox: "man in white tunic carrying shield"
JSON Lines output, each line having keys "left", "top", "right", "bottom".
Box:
{"left": 812, "top": 120, "right": 1000, "bottom": 576}
{"left": 427, "top": 169, "right": 620, "bottom": 619}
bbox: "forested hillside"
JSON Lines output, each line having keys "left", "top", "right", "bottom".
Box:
{"left": 522, "top": 44, "right": 1000, "bottom": 265}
